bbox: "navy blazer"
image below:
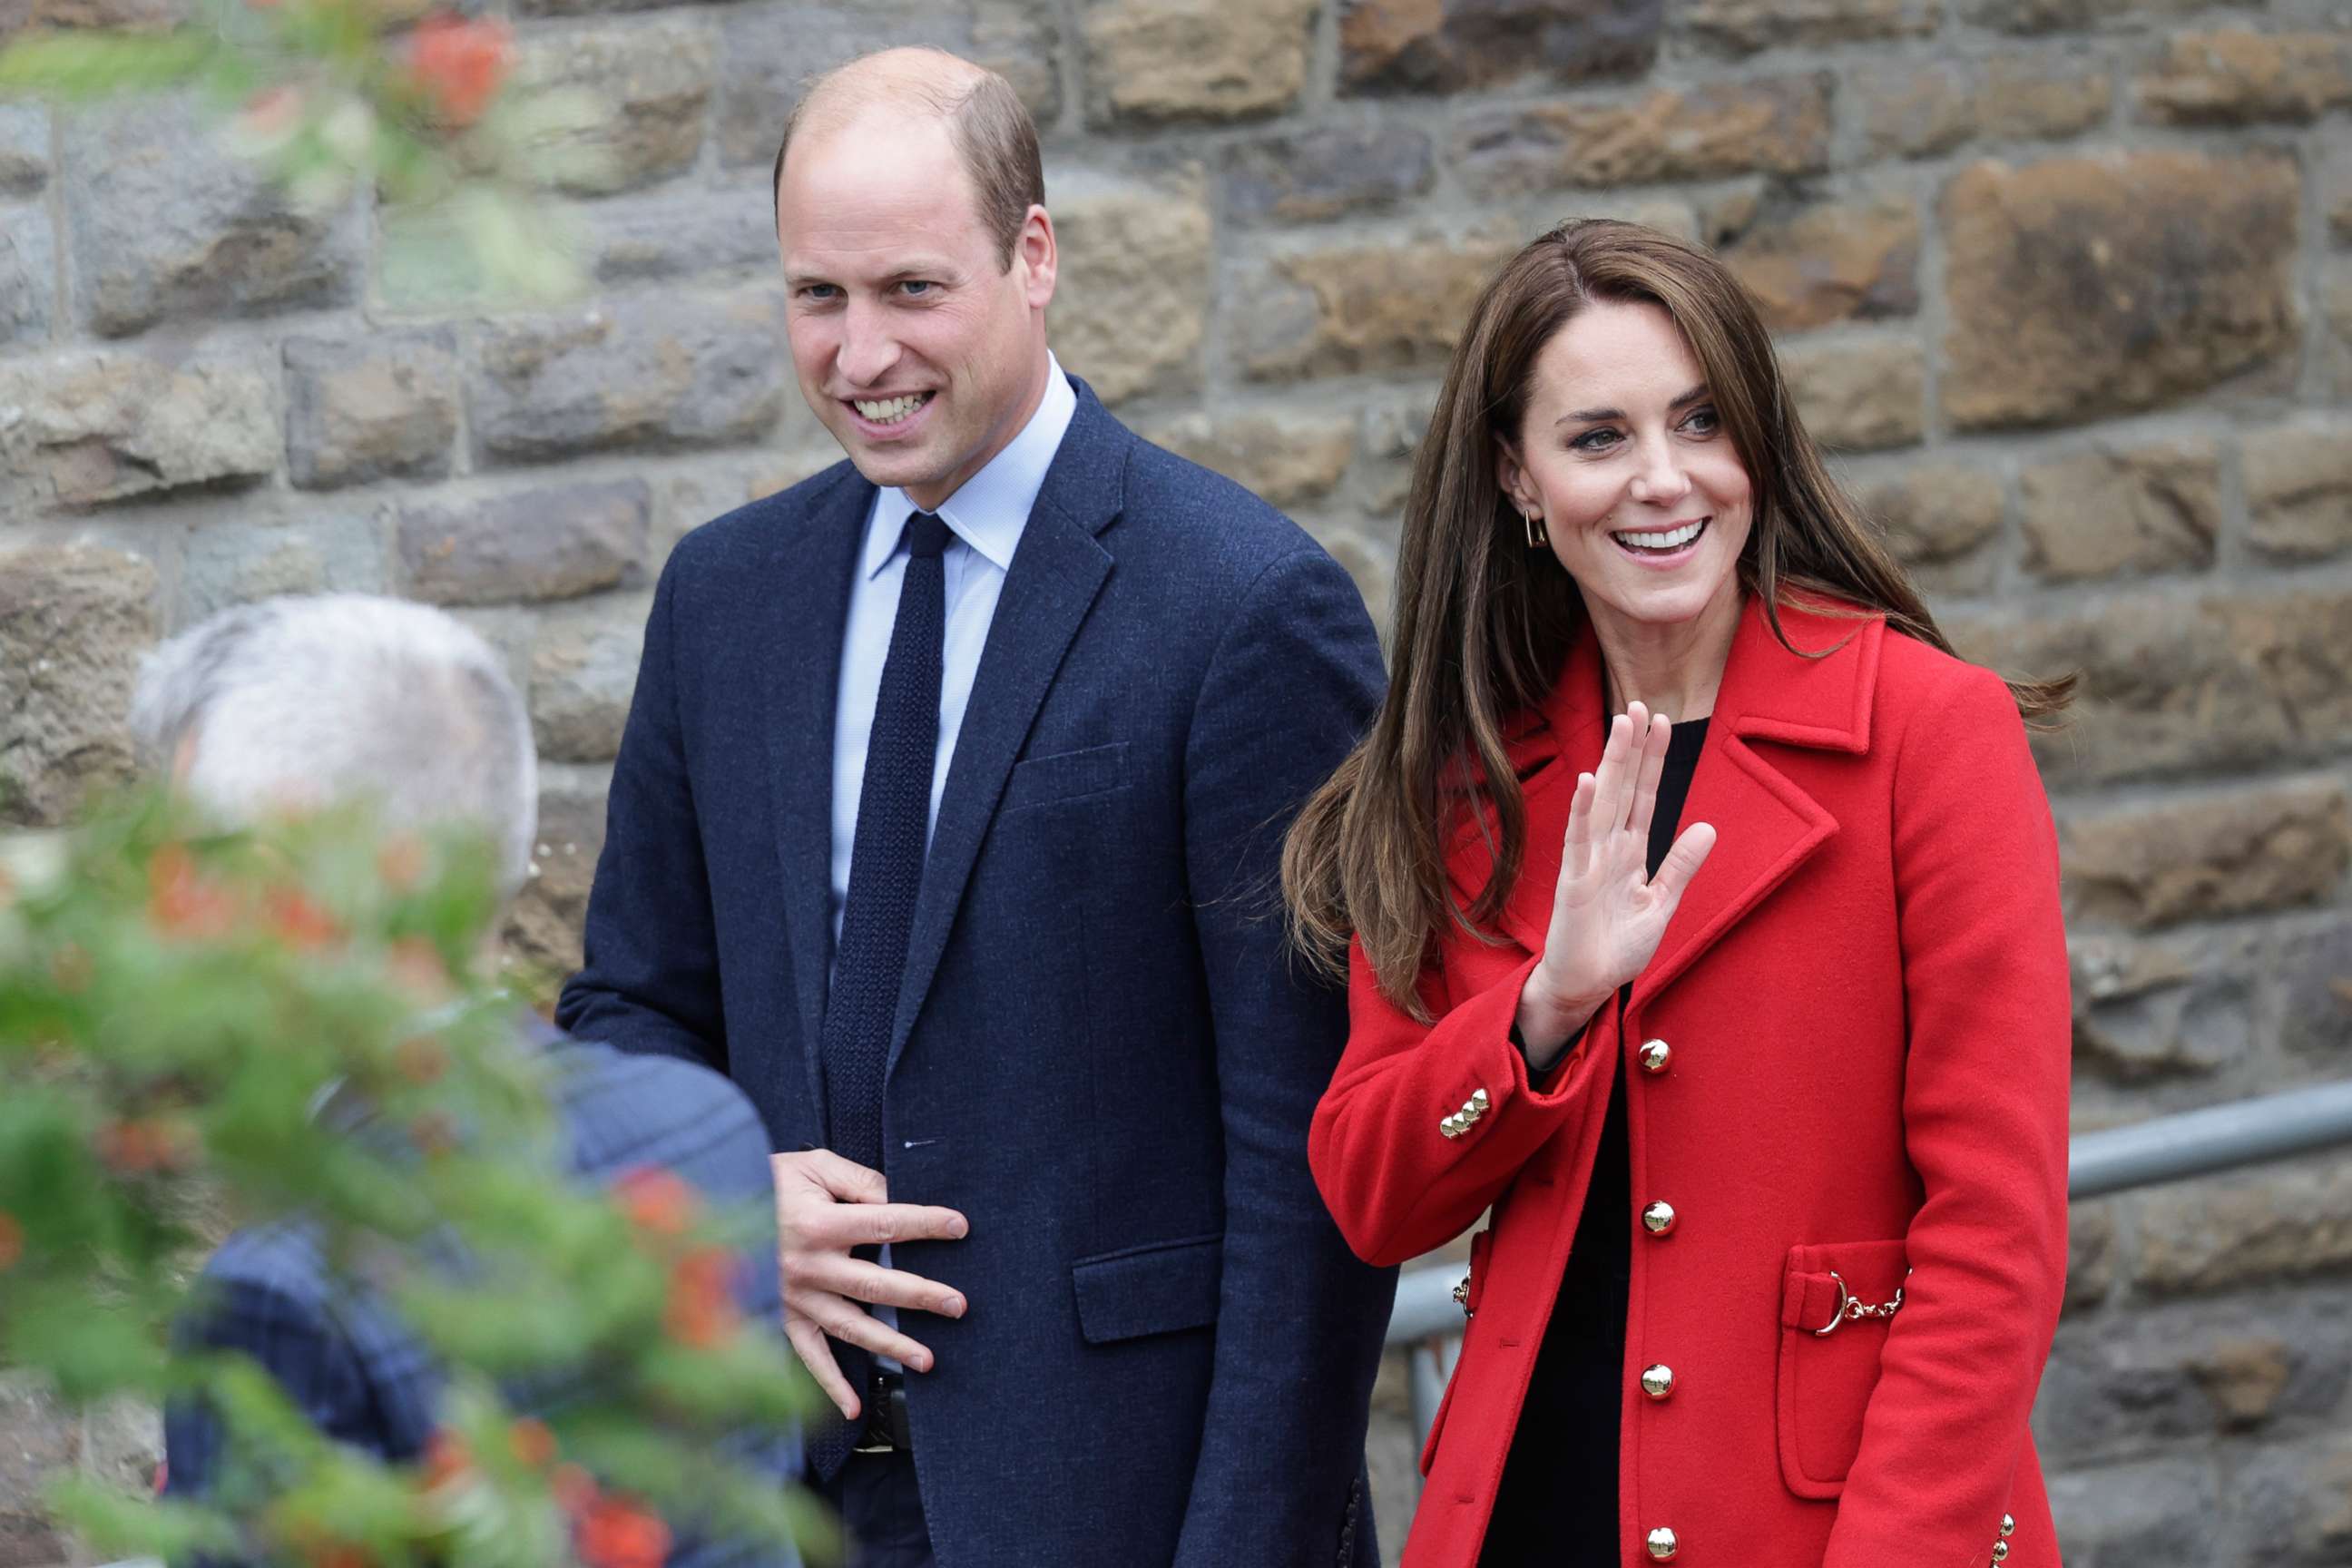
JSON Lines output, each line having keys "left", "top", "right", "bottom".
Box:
{"left": 558, "top": 377, "right": 1396, "bottom": 1568}
{"left": 163, "top": 1037, "right": 799, "bottom": 1568}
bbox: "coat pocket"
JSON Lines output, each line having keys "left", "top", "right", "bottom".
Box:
{"left": 1776, "top": 1238, "right": 1909, "bottom": 1499}
{"left": 1001, "top": 741, "right": 1129, "bottom": 814}
{"left": 1070, "top": 1232, "right": 1221, "bottom": 1344}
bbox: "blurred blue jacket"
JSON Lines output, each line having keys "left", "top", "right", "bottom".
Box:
{"left": 162, "top": 1030, "right": 801, "bottom": 1567}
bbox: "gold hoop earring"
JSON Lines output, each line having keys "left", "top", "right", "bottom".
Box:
{"left": 1524, "top": 510, "right": 1550, "bottom": 550}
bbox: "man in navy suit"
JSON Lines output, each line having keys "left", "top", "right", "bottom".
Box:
{"left": 557, "top": 44, "right": 1396, "bottom": 1568}
{"left": 132, "top": 596, "right": 797, "bottom": 1566}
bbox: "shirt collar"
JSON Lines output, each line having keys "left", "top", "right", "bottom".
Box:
{"left": 861, "top": 354, "right": 1077, "bottom": 581}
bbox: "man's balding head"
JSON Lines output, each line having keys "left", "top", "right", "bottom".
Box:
{"left": 771, "top": 47, "right": 1044, "bottom": 269}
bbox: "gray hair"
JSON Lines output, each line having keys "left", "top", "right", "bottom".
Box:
{"left": 129, "top": 595, "right": 538, "bottom": 897}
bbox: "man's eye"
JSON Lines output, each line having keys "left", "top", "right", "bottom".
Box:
{"left": 798, "top": 285, "right": 839, "bottom": 302}
{"left": 899, "top": 280, "right": 935, "bottom": 297}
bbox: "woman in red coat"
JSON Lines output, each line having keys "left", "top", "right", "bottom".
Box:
{"left": 1285, "top": 220, "right": 2073, "bottom": 1568}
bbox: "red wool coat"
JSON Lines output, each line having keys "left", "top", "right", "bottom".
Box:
{"left": 1310, "top": 597, "right": 2072, "bottom": 1568}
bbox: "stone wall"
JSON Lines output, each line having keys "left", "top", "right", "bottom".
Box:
{"left": 4, "top": 0, "right": 2351, "bottom": 1561}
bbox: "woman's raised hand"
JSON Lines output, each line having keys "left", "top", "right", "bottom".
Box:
{"left": 1516, "top": 703, "right": 1718, "bottom": 1065}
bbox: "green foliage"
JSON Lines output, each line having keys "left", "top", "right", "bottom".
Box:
{"left": 0, "top": 0, "right": 596, "bottom": 304}
{"left": 0, "top": 789, "right": 830, "bottom": 1568}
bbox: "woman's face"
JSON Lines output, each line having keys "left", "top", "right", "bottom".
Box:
{"left": 1496, "top": 299, "right": 1753, "bottom": 633}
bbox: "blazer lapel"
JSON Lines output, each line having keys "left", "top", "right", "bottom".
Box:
{"left": 762, "top": 466, "right": 872, "bottom": 1126}
{"left": 1628, "top": 600, "right": 1878, "bottom": 1009}
{"left": 886, "top": 381, "right": 1122, "bottom": 1074}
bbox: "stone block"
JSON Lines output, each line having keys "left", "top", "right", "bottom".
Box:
{"left": 2329, "top": 260, "right": 2352, "bottom": 398}
{"left": 2037, "top": 1300, "right": 2349, "bottom": 1462}
{"left": 0, "top": 542, "right": 158, "bottom": 828}
{"left": 470, "top": 290, "right": 786, "bottom": 463}
{"left": 1338, "top": 0, "right": 1663, "bottom": 96}
{"left": 1295, "top": 517, "right": 1394, "bottom": 626}
{"left": 2043, "top": 1458, "right": 2225, "bottom": 1568}
{"left": 1082, "top": 0, "right": 1317, "bottom": 125}
{"left": 1780, "top": 335, "right": 1925, "bottom": 453}
{"left": 713, "top": 0, "right": 1059, "bottom": 169}
{"left": 2328, "top": 142, "right": 2352, "bottom": 248}
{"left": 0, "top": 1374, "right": 74, "bottom": 1568}
{"left": 78, "top": 1394, "right": 162, "bottom": 1492}
{"left": 530, "top": 591, "right": 649, "bottom": 763}
{"left": 60, "top": 98, "right": 360, "bottom": 338}
{"left": 2019, "top": 439, "right": 2219, "bottom": 581}
{"left": 1220, "top": 124, "right": 1436, "bottom": 227}
{"left": 177, "top": 514, "right": 387, "bottom": 624}
{"left": 2135, "top": 1157, "right": 2352, "bottom": 1298}
{"left": 582, "top": 187, "right": 776, "bottom": 287}
{"left": 1941, "top": 152, "right": 2299, "bottom": 431}
{"left": 2135, "top": 30, "right": 2352, "bottom": 125}
{"left": 2060, "top": 780, "right": 2349, "bottom": 931}
{"left": 1050, "top": 173, "right": 1211, "bottom": 406}
{"left": 1236, "top": 230, "right": 1516, "bottom": 384}
{"left": 1855, "top": 53, "right": 2112, "bottom": 161}
{"left": 2067, "top": 933, "right": 2253, "bottom": 1083}
{"left": 0, "top": 351, "right": 277, "bottom": 511}
{"left": 397, "top": 479, "right": 649, "bottom": 606}
{"left": 1138, "top": 410, "right": 1355, "bottom": 508}
{"left": 0, "top": 104, "right": 47, "bottom": 198}
{"left": 1454, "top": 74, "right": 1831, "bottom": 195}
{"left": 285, "top": 331, "right": 459, "bottom": 489}
{"left": 2066, "top": 1197, "right": 2118, "bottom": 1309}
{"left": 2244, "top": 419, "right": 2352, "bottom": 563}
{"left": 0, "top": 0, "right": 179, "bottom": 32}
{"left": 2233, "top": 1433, "right": 2352, "bottom": 1563}
{"left": 513, "top": 20, "right": 713, "bottom": 198}
{"left": 0, "top": 209, "right": 52, "bottom": 349}
{"left": 1674, "top": 0, "right": 1928, "bottom": 54}
{"left": 2272, "top": 920, "right": 2352, "bottom": 1063}
{"left": 1852, "top": 463, "right": 2003, "bottom": 596}
{"left": 1957, "top": 590, "right": 2352, "bottom": 789}
{"left": 1956, "top": 0, "right": 2200, "bottom": 32}
{"left": 1716, "top": 195, "right": 1918, "bottom": 332}
{"left": 501, "top": 761, "right": 610, "bottom": 1000}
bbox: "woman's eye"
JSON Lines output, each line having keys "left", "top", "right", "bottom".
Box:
{"left": 1572, "top": 427, "right": 1622, "bottom": 453}
{"left": 1682, "top": 407, "right": 1720, "bottom": 436}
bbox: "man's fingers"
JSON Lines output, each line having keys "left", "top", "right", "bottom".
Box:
{"left": 784, "top": 1315, "right": 860, "bottom": 1420}
{"left": 1651, "top": 821, "right": 1719, "bottom": 902}
{"left": 796, "top": 1253, "right": 968, "bottom": 1318}
{"left": 787, "top": 1148, "right": 890, "bottom": 1204}
{"left": 796, "top": 1291, "right": 939, "bottom": 1372}
{"left": 800, "top": 1200, "right": 971, "bottom": 1250}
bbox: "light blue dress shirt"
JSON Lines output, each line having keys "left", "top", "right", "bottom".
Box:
{"left": 826, "top": 356, "right": 1076, "bottom": 1361}
{"left": 827, "top": 355, "right": 1078, "bottom": 949}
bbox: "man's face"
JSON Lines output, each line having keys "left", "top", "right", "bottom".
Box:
{"left": 777, "top": 110, "right": 1056, "bottom": 512}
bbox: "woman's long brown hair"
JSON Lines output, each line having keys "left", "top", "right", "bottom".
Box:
{"left": 1282, "top": 219, "right": 2072, "bottom": 1018}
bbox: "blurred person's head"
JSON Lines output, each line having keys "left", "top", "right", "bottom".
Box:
{"left": 771, "top": 46, "right": 1056, "bottom": 512}
{"left": 129, "top": 595, "right": 538, "bottom": 900}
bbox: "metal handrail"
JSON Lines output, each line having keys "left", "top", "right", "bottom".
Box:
{"left": 1387, "top": 1078, "right": 2352, "bottom": 1450}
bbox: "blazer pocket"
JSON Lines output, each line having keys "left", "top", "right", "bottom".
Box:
{"left": 1776, "top": 1238, "right": 1909, "bottom": 1499}
{"left": 1001, "top": 741, "right": 1129, "bottom": 815}
{"left": 1070, "top": 1232, "right": 1221, "bottom": 1345}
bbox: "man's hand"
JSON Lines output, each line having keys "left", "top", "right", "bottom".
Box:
{"left": 772, "top": 1149, "right": 969, "bottom": 1420}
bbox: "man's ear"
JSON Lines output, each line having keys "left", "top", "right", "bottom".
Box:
{"left": 1019, "top": 205, "right": 1056, "bottom": 310}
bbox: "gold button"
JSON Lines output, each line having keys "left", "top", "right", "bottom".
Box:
{"left": 1440, "top": 1114, "right": 1463, "bottom": 1139}
{"left": 1642, "top": 1200, "right": 1677, "bottom": 1236}
{"left": 1640, "top": 1364, "right": 1675, "bottom": 1400}
{"left": 1639, "top": 1039, "right": 1671, "bottom": 1073}
{"left": 1470, "top": 1087, "right": 1490, "bottom": 1111}
{"left": 1646, "top": 1526, "right": 1678, "bottom": 1561}
{"left": 2001, "top": 1515, "right": 2016, "bottom": 1539}
{"left": 1991, "top": 1544, "right": 2008, "bottom": 1563}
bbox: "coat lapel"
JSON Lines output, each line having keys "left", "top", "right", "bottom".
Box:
{"left": 885, "top": 381, "right": 1123, "bottom": 1074}
{"left": 1461, "top": 597, "right": 1882, "bottom": 1009}
{"left": 762, "top": 466, "right": 872, "bottom": 1127}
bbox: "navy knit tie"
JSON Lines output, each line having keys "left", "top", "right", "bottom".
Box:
{"left": 810, "top": 510, "right": 946, "bottom": 1478}
{"left": 824, "top": 509, "right": 948, "bottom": 1177}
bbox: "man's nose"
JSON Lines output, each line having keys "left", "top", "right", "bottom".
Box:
{"left": 837, "top": 299, "right": 903, "bottom": 387}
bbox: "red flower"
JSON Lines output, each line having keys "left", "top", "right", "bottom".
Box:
{"left": 507, "top": 1416, "right": 557, "bottom": 1469}
{"left": 0, "top": 1211, "right": 23, "bottom": 1270}
{"left": 551, "top": 1461, "right": 598, "bottom": 1514}
{"left": 94, "top": 1118, "right": 181, "bottom": 1176}
{"left": 394, "top": 1035, "right": 447, "bottom": 1086}
{"left": 147, "top": 845, "right": 237, "bottom": 941}
{"left": 422, "top": 1426, "right": 472, "bottom": 1488}
{"left": 405, "top": 14, "right": 513, "bottom": 130}
{"left": 265, "top": 885, "right": 342, "bottom": 951}
{"left": 578, "top": 1495, "right": 671, "bottom": 1568}
{"left": 663, "top": 1245, "right": 739, "bottom": 1349}
{"left": 613, "top": 1167, "right": 696, "bottom": 1238}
